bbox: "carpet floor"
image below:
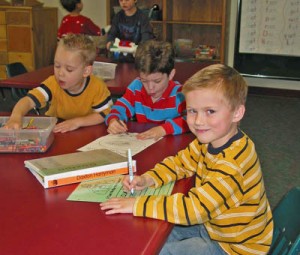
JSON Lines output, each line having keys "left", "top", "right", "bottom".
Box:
{"left": 241, "top": 94, "right": 300, "bottom": 208}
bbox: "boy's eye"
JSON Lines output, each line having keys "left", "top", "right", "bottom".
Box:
{"left": 207, "top": 109, "right": 215, "bottom": 115}
{"left": 141, "top": 79, "right": 162, "bottom": 84}
{"left": 187, "top": 109, "right": 197, "bottom": 114}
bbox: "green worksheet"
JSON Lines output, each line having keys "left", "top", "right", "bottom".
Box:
{"left": 67, "top": 175, "right": 174, "bottom": 203}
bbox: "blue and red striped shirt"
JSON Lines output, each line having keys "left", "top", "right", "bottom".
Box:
{"left": 105, "top": 79, "right": 189, "bottom": 135}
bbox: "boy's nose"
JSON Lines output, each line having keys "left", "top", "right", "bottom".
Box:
{"left": 58, "top": 69, "right": 64, "bottom": 77}
{"left": 195, "top": 113, "right": 205, "bottom": 126}
{"left": 147, "top": 83, "right": 155, "bottom": 92}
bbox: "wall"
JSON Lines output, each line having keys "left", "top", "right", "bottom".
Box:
{"left": 8, "top": 0, "right": 299, "bottom": 90}
{"left": 3, "top": 0, "right": 106, "bottom": 27}
{"left": 40, "top": 0, "right": 106, "bottom": 29}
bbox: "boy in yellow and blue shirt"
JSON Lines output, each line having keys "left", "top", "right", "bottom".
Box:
{"left": 5, "top": 34, "right": 112, "bottom": 133}
{"left": 101, "top": 64, "right": 273, "bottom": 254}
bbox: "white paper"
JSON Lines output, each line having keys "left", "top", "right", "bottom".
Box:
{"left": 78, "top": 133, "right": 161, "bottom": 157}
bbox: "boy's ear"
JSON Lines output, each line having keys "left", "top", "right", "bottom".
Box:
{"left": 83, "top": 65, "right": 93, "bottom": 77}
{"left": 233, "top": 105, "right": 245, "bottom": 123}
{"left": 168, "top": 68, "right": 176, "bottom": 80}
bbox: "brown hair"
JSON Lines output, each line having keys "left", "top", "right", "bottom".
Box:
{"left": 134, "top": 40, "right": 175, "bottom": 75}
{"left": 183, "top": 64, "right": 248, "bottom": 110}
{"left": 58, "top": 33, "right": 97, "bottom": 65}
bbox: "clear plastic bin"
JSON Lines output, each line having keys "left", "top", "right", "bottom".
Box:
{"left": 0, "top": 116, "right": 57, "bottom": 153}
{"left": 92, "top": 61, "right": 117, "bottom": 80}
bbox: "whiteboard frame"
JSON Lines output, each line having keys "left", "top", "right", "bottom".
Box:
{"left": 233, "top": 0, "right": 300, "bottom": 81}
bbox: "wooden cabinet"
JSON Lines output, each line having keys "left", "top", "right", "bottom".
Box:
{"left": 106, "top": 0, "right": 227, "bottom": 63}
{"left": 0, "top": 5, "right": 57, "bottom": 79}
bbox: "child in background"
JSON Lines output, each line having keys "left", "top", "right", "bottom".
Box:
{"left": 106, "top": 0, "right": 155, "bottom": 50}
{"left": 58, "top": 0, "right": 104, "bottom": 39}
{"left": 105, "top": 40, "right": 189, "bottom": 140}
{"left": 101, "top": 64, "right": 274, "bottom": 255}
{"left": 5, "top": 34, "right": 113, "bottom": 133}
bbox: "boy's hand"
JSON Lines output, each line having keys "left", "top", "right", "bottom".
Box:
{"left": 3, "top": 118, "right": 22, "bottom": 130}
{"left": 100, "top": 197, "right": 136, "bottom": 214}
{"left": 107, "top": 119, "right": 128, "bottom": 134}
{"left": 53, "top": 119, "right": 80, "bottom": 133}
{"left": 100, "top": 175, "right": 155, "bottom": 215}
{"left": 3, "top": 96, "right": 35, "bottom": 130}
{"left": 122, "top": 175, "right": 152, "bottom": 193}
{"left": 136, "top": 126, "right": 166, "bottom": 140}
{"left": 106, "top": 41, "right": 112, "bottom": 50}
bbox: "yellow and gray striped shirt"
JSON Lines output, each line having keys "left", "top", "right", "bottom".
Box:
{"left": 134, "top": 130, "right": 273, "bottom": 255}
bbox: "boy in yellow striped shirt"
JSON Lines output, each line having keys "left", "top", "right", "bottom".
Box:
{"left": 100, "top": 64, "right": 273, "bottom": 255}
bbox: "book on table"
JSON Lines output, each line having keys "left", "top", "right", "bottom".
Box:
{"left": 24, "top": 149, "right": 136, "bottom": 188}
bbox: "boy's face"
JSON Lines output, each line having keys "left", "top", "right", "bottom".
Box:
{"left": 119, "top": 0, "right": 136, "bottom": 12}
{"left": 54, "top": 44, "right": 90, "bottom": 94}
{"left": 185, "top": 88, "right": 244, "bottom": 148}
{"left": 140, "top": 72, "right": 171, "bottom": 102}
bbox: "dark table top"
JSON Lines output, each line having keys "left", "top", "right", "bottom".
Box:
{"left": 0, "top": 58, "right": 213, "bottom": 96}
{"left": 0, "top": 120, "right": 195, "bottom": 255}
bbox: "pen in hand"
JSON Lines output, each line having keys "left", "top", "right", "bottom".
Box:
{"left": 127, "top": 148, "right": 134, "bottom": 194}
{"left": 117, "top": 119, "right": 128, "bottom": 133}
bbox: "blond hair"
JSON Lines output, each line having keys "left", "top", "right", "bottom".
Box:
{"left": 183, "top": 64, "right": 248, "bottom": 110}
{"left": 59, "top": 33, "right": 97, "bottom": 65}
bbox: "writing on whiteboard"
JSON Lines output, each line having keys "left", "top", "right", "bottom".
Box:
{"left": 239, "top": 0, "right": 300, "bottom": 56}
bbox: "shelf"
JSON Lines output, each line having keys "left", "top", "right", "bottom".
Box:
{"left": 165, "top": 21, "right": 223, "bottom": 26}
{"left": 175, "top": 58, "right": 221, "bottom": 63}
{"left": 106, "top": 0, "right": 227, "bottom": 63}
{"left": 0, "top": 6, "right": 57, "bottom": 79}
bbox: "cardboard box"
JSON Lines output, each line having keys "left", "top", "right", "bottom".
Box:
{"left": 0, "top": 116, "right": 57, "bottom": 153}
{"left": 174, "top": 39, "right": 194, "bottom": 58}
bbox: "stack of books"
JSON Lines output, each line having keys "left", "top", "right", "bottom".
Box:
{"left": 24, "top": 149, "right": 136, "bottom": 188}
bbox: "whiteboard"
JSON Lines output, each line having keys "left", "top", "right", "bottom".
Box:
{"left": 239, "top": 0, "right": 300, "bottom": 56}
